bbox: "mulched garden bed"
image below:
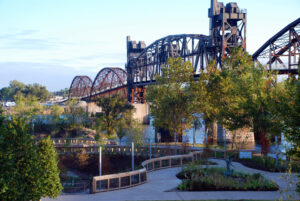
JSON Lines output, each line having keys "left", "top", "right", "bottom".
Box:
{"left": 176, "top": 165, "right": 279, "bottom": 191}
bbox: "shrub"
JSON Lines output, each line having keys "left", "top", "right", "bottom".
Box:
{"left": 238, "top": 156, "right": 299, "bottom": 172}
{"left": 177, "top": 166, "right": 278, "bottom": 191}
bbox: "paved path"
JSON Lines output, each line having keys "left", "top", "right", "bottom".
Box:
{"left": 43, "top": 159, "right": 299, "bottom": 201}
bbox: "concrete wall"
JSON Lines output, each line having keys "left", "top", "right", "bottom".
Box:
{"left": 217, "top": 125, "right": 255, "bottom": 143}
{"left": 132, "top": 103, "right": 150, "bottom": 124}
{"left": 87, "top": 102, "right": 150, "bottom": 124}
{"left": 87, "top": 102, "right": 102, "bottom": 114}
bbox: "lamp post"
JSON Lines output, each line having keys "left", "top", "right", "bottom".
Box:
{"left": 149, "top": 138, "right": 152, "bottom": 159}
{"left": 99, "top": 146, "right": 102, "bottom": 176}
{"left": 224, "top": 128, "right": 227, "bottom": 159}
{"left": 132, "top": 142, "right": 134, "bottom": 171}
{"left": 174, "top": 132, "right": 177, "bottom": 155}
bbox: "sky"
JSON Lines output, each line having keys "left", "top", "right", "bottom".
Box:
{"left": 0, "top": 0, "right": 299, "bottom": 91}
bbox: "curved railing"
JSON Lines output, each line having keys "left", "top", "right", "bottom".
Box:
{"left": 92, "top": 168, "right": 147, "bottom": 193}
{"left": 91, "top": 151, "right": 203, "bottom": 193}
{"left": 52, "top": 138, "right": 255, "bottom": 193}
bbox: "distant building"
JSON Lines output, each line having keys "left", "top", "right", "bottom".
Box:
{"left": 4, "top": 101, "right": 16, "bottom": 107}
{"left": 49, "top": 96, "right": 64, "bottom": 102}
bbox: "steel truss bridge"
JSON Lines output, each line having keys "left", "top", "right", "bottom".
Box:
{"left": 68, "top": 0, "right": 299, "bottom": 103}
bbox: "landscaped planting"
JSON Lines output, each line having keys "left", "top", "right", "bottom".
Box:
{"left": 237, "top": 155, "right": 300, "bottom": 173}
{"left": 177, "top": 163, "right": 279, "bottom": 191}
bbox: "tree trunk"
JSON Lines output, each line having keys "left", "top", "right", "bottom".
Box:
{"left": 261, "top": 131, "right": 270, "bottom": 155}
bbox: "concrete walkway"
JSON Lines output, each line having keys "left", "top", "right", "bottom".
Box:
{"left": 43, "top": 159, "right": 299, "bottom": 201}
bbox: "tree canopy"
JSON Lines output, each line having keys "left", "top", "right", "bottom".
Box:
{"left": 95, "top": 95, "right": 134, "bottom": 139}
{"left": 146, "top": 57, "right": 195, "bottom": 144}
{"left": 192, "top": 48, "right": 291, "bottom": 153}
{"left": 0, "top": 80, "right": 51, "bottom": 101}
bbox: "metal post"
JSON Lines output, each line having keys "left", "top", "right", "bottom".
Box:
{"left": 275, "top": 136, "right": 278, "bottom": 169}
{"left": 149, "top": 139, "right": 152, "bottom": 159}
{"left": 224, "top": 128, "right": 227, "bottom": 158}
{"left": 99, "top": 146, "right": 102, "bottom": 176}
{"left": 132, "top": 142, "right": 134, "bottom": 171}
{"left": 193, "top": 126, "right": 195, "bottom": 148}
{"left": 174, "top": 132, "right": 177, "bottom": 155}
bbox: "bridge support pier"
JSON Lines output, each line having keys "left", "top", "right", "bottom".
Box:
{"left": 216, "top": 126, "right": 255, "bottom": 146}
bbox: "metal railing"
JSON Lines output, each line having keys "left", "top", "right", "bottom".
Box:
{"left": 92, "top": 168, "right": 147, "bottom": 193}
{"left": 91, "top": 151, "right": 204, "bottom": 193}
{"left": 52, "top": 138, "right": 97, "bottom": 145}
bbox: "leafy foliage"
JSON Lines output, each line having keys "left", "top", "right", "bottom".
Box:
{"left": 13, "top": 94, "right": 46, "bottom": 118}
{"left": 177, "top": 164, "right": 278, "bottom": 191}
{"left": 193, "top": 48, "right": 286, "bottom": 153}
{"left": 0, "top": 80, "right": 51, "bottom": 101}
{"left": 146, "top": 57, "right": 195, "bottom": 142}
{"left": 51, "top": 88, "right": 69, "bottom": 98}
{"left": 95, "top": 95, "right": 134, "bottom": 139}
{"left": 0, "top": 116, "right": 62, "bottom": 201}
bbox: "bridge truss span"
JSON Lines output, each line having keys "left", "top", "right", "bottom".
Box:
{"left": 89, "top": 67, "right": 128, "bottom": 100}
{"left": 253, "top": 18, "right": 300, "bottom": 74}
{"left": 69, "top": 76, "right": 93, "bottom": 99}
{"left": 127, "top": 34, "right": 214, "bottom": 86}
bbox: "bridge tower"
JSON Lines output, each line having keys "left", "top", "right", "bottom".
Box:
{"left": 209, "top": 0, "right": 247, "bottom": 67}
{"left": 126, "top": 36, "right": 147, "bottom": 103}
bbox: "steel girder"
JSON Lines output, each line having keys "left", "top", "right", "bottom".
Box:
{"left": 127, "top": 34, "right": 214, "bottom": 86}
{"left": 253, "top": 18, "right": 300, "bottom": 74}
{"left": 69, "top": 76, "right": 93, "bottom": 99}
{"left": 89, "top": 67, "right": 128, "bottom": 100}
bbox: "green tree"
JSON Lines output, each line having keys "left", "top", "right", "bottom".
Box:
{"left": 63, "top": 98, "right": 87, "bottom": 135}
{"left": 23, "top": 83, "right": 51, "bottom": 101}
{"left": 49, "top": 104, "right": 65, "bottom": 134}
{"left": 276, "top": 67, "right": 300, "bottom": 158}
{"left": 52, "top": 88, "right": 69, "bottom": 98}
{"left": 191, "top": 60, "right": 233, "bottom": 142}
{"left": 13, "top": 94, "right": 45, "bottom": 118}
{"left": 35, "top": 136, "right": 62, "bottom": 198}
{"left": 96, "top": 95, "right": 134, "bottom": 139}
{"left": 0, "top": 116, "right": 62, "bottom": 201}
{"left": 0, "top": 80, "right": 50, "bottom": 101}
{"left": 146, "top": 58, "right": 195, "bottom": 152}
{"left": 223, "top": 48, "right": 283, "bottom": 153}
{"left": 193, "top": 48, "right": 286, "bottom": 153}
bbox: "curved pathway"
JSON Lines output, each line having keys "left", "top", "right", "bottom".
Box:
{"left": 43, "top": 159, "right": 299, "bottom": 201}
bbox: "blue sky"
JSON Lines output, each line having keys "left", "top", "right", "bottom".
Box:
{"left": 0, "top": 0, "right": 299, "bottom": 91}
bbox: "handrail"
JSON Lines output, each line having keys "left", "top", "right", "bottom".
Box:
{"left": 91, "top": 151, "right": 203, "bottom": 193}
{"left": 92, "top": 168, "right": 147, "bottom": 193}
